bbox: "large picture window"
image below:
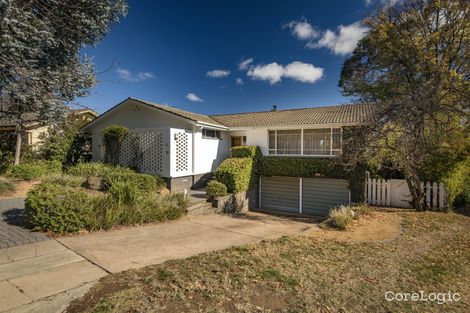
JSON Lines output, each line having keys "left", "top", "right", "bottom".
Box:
{"left": 268, "top": 128, "right": 341, "bottom": 156}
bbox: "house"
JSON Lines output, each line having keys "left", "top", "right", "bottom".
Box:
{"left": 83, "top": 97, "right": 372, "bottom": 216}
{"left": 0, "top": 109, "right": 98, "bottom": 147}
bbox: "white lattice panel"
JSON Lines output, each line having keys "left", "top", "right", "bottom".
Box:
{"left": 174, "top": 132, "right": 189, "bottom": 172}
{"left": 118, "top": 129, "right": 164, "bottom": 174}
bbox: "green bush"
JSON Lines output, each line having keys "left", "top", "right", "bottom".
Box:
{"left": 103, "top": 172, "right": 163, "bottom": 193}
{"left": 103, "top": 125, "right": 128, "bottom": 164}
{"left": 42, "top": 174, "right": 87, "bottom": 188}
{"left": 205, "top": 180, "right": 228, "bottom": 200}
{"left": 0, "top": 177, "right": 15, "bottom": 195}
{"left": 25, "top": 183, "right": 95, "bottom": 233}
{"left": 215, "top": 158, "right": 253, "bottom": 193}
{"left": 66, "top": 162, "right": 134, "bottom": 177}
{"left": 6, "top": 160, "right": 62, "bottom": 181}
{"left": 443, "top": 158, "right": 470, "bottom": 207}
{"left": 231, "top": 146, "right": 262, "bottom": 159}
{"left": 25, "top": 182, "right": 189, "bottom": 233}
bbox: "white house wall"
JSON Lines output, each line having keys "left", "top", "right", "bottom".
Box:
{"left": 193, "top": 128, "right": 231, "bottom": 175}
{"left": 90, "top": 100, "right": 192, "bottom": 162}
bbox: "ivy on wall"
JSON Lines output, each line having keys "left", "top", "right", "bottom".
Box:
{"left": 102, "top": 125, "right": 128, "bottom": 165}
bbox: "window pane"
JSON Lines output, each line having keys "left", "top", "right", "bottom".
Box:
{"left": 303, "top": 129, "right": 331, "bottom": 155}
{"left": 332, "top": 128, "right": 341, "bottom": 155}
{"left": 268, "top": 130, "right": 276, "bottom": 154}
{"left": 277, "top": 130, "right": 301, "bottom": 154}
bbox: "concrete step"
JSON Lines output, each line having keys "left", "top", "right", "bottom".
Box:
{"left": 187, "top": 201, "right": 217, "bottom": 216}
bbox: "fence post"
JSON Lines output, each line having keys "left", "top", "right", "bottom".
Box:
{"left": 438, "top": 182, "right": 446, "bottom": 209}
{"left": 432, "top": 182, "right": 438, "bottom": 208}
{"left": 426, "top": 182, "right": 431, "bottom": 207}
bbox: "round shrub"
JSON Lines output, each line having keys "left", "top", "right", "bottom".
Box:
{"left": 324, "top": 205, "right": 354, "bottom": 230}
{"left": 206, "top": 180, "right": 228, "bottom": 201}
{"left": 25, "top": 182, "right": 95, "bottom": 233}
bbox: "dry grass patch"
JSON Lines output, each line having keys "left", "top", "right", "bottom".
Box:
{"left": 67, "top": 210, "right": 470, "bottom": 313}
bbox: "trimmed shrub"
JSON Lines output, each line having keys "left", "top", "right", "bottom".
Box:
{"left": 215, "top": 158, "right": 253, "bottom": 193}
{"left": 205, "top": 180, "right": 228, "bottom": 200}
{"left": 443, "top": 158, "right": 470, "bottom": 207}
{"left": 0, "top": 177, "right": 15, "bottom": 195}
{"left": 259, "top": 157, "right": 348, "bottom": 178}
{"left": 231, "top": 146, "right": 262, "bottom": 159}
{"left": 6, "top": 160, "right": 62, "bottom": 181}
{"left": 323, "top": 205, "right": 355, "bottom": 230}
{"left": 25, "top": 183, "right": 95, "bottom": 233}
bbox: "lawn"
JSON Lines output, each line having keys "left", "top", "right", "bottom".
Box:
{"left": 67, "top": 209, "right": 470, "bottom": 313}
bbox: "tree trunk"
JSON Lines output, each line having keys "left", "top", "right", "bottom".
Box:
{"left": 404, "top": 172, "right": 428, "bottom": 211}
{"left": 14, "top": 130, "right": 22, "bottom": 165}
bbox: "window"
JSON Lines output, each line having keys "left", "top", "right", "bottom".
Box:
{"left": 268, "top": 128, "right": 341, "bottom": 156}
{"left": 202, "top": 128, "right": 221, "bottom": 139}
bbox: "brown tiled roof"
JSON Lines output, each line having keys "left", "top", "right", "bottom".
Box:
{"left": 130, "top": 98, "right": 227, "bottom": 127}
{"left": 209, "top": 103, "right": 373, "bottom": 128}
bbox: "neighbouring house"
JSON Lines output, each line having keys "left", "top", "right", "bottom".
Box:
{"left": 0, "top": 109, "right": 98, "bottom": 148}
{"left": 83, "top": 97, "right": 372, "bottom": 216}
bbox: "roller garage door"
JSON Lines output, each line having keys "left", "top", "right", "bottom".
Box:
{"left": 259, "top": 176, "right": 299, "bottom": 213}
{"left": 302, "top": 178, "right": 350, "bottom": 216}
{"left": 260, "top": 176, "right": 350, "bottom": 216}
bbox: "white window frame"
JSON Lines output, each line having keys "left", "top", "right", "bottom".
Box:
{"left": 268, "top": 127, "right": 342, "bottom": 157}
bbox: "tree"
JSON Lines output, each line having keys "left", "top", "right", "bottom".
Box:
{"left": 0, "top": 0, "right": 127, "bottom": 164}
{"left": 339, "top": 0, "right": 469, "bottom": 211}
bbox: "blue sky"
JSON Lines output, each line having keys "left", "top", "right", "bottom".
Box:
{"left": 78, "top": 0, "right": 376, "bottom": 115}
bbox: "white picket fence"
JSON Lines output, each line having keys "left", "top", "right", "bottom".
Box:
{"left": 365, "top": 173, "right": 447, "bottom": 209}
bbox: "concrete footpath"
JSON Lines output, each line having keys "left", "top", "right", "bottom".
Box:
{"left": 0, "top": 240, "right": 107, "bottom": 312}
{"left": 1, "top": 212, "right": 317, "bottom": 312}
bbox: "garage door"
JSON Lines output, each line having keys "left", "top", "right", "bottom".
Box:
{"left": 302, "top": 178, "right": 350, "bottom": 216}
{"left": 260, "top": 176, "right": 350, "bottom": 216}
{"left": 260, "top": 176, "right": 299, "bottom": 213}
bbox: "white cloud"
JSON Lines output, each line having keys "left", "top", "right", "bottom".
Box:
{"left": 116, "top": 68, "right": 155, "bottom": 82}
{"left": 365, "top": 0, "right": 373, "bottom": 5}
{"left": 238, "top": 58, "right": 253, "bottom": 71}
{"left": 207, "top": 69, "right": 230, "bottom": 78}
{"left": 307, "top": 22, "right": 368, "bottom": 55}
{"left": 247, "top": 63, "right": 284, "bottom": 85}
{"left": 283, "top": 61, "right": 323, "bottom": 83}
{"left": 186, "top": 93, "right": 204, "bottom": 102}
{"left": 285, "top": 19, "right": 318, "bottom": 40}
{"left": 247, "top": 61, "right": 323, "bottom": 85}
{"left": 236, "top": 78, "right": 244, "bottom": 85}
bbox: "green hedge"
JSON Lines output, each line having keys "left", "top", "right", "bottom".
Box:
{"left": 259, "top": 157, "right": 366, "bottom": 202}
{"left": 6, "top": 160, "right": 62, "bottom": 181}
{"left": 215, "top": 158, "right": 253, "bottom": 193}
{"left": 231, "top": 146, "right": 262, "bottom": 159}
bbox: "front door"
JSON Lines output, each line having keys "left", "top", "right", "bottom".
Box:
{"left": 231, "top": 136, "right": 242, "bottom": 147}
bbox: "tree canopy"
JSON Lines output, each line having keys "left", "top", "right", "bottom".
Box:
{"left": 340, "top": 0, "right": 469, "bottom": 210}
{"left": 0, "top": 0, "right": 127, "bottom": 164}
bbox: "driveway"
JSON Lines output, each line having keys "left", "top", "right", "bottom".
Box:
{"left": 0, "top": 198, "right": 49, "bottom": 249}
{"left": 0, "top": 196, "right": 317, "bottom": 312}
{"left": 57, "top": 212, "right": 318, "bottom": 273}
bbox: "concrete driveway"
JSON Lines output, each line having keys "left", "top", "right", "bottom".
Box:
{"left": 57, "top": 212, "right": 318, "bottom": 273}
{"left": 0, "top": 205, "right": 317, "bottom": 312}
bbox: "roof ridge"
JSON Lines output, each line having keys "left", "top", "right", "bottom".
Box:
{"left": 209, "top": 102, "right": 368, "bottom": 117}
